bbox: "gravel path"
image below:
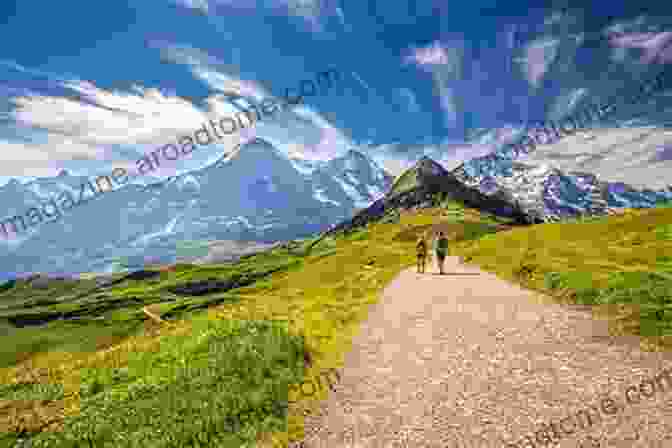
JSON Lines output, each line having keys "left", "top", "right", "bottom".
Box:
{"left": 296, "top": 257, "right": 672, "bottom": 447}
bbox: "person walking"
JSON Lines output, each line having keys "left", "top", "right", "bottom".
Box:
{"left": 434, "top": 231, "right": 449, "bottom": 275}
{"left": 416, "top": 235, "right": 428, "bottom": 274}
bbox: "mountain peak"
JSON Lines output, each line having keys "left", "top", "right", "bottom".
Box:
{"left": 388, "top": 156, "right": 448, "bottom": 196}
{"left": 214, "top": 137, "right": 285, "bottom": 168}
{"left": 415, "top": 156, "right": 448, "bottom": 177}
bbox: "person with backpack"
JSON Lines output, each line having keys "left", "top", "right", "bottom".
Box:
{"left": 416, "top": 235, "right": 428, "bottom": 273}
{"left": 434, "top": 231, "right": 449, "bottom": 275}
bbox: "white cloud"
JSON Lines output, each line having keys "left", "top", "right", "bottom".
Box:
{"left": 609, "top": 31, "right": 672, "bottom": 64}
{"left": 438, "top": 85, "right": 457, "bottom": 128}
{"left": 403, "top": 41, "right": 457, "bottom": 69}
{"left": 0, "top": 59, "right": 255, "bottom": 178}
{"left": 8, "top": 80, "right": 218, "bottom": 149}
{"left": 403, "top": 40, "right": 463, "bottom": 129}
{"left": 0, "top": 138, "right": 103, "bottom": 178}
{"left": 171, "top": 0, "right": 210, "bottom": 13}
{"left": 515, "top": 37, "right": 561, "bottom": 88}
{"left": 1, "top": 39, "right": 354, "bottom": 181}
{"left": 288, "top": 106, "right": 352, "bottom": 159}
{"left": 154, "top": 43, "right": 269, "bottom": 100}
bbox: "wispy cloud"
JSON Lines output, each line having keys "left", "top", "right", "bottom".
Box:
{"left": 0, "top": 59, "right": 245, "bottom": 179}
{"left": 2, "top": 41, "right": 354, "bottom": 180}
{"left": 403, "top": 40, "right": 463, "bottom": 129}
{"left": 153, "top": 40, "right": 352, "bottom": 160}
{"left": 154, "top": 42, "right": 268, "bottom": 99}
{"left": 170, "top": 0, "right": 339, "bottom": 32}
{"left": 170, "top": 0, "right": 210, "bottom": 14}
{"left": 403, "top": 41, "right": 452, "bottom": 67}
{"left": 287, "top": 105, "right": 352, "bottom": 160}
{"left": 514, "top": 37, "right": 561, "bottom": 88}
{"left": 608, "top": 31, "right": 672, "bottom": 64}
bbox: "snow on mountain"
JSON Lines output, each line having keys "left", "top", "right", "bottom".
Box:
{"left": 313, "top": 188, "right": 341, "bottom": 206}
{"left": 519, "top": 127, "right": 672, "bottom": 190}
{"left": 0, "top": 139, "right": 393, "bottom": 275}
{"left": 288, "top": 157, "right": 324, "bottom": 175}
{"left": 453, "top": 125, "right": 672, "bottom": 222}
{"left": 315, "top": 149, "right": 393, "bottom": 207}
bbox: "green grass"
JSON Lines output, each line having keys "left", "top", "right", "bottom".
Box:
{"left": 0, "top": 233, "right": 365, "bottom": 446}
{"left": 387, "top": 168, "right": 420, "bottom": 196}
{"left": 4, "top": 202, "right": 670, "bottom": 447}
{"left": 0, "top": 382, "right": 64, "bottom": 402}
{"left": 0, "top": 319, "right": 144, "bottom": 370}
{"left": 0, "top": 243, "right": 310, "bottom": 371}
{"left": 451, "top": 206, "right": 672, "bottom": 342}
{"left": 2, "top": 207, "right": 484, "bottom": 447}
{"left": 26, "top": 317, "right": 305, "bottom": 448}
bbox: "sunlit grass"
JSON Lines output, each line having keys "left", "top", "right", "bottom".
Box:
{"left": 451, "top": 206, "right": 672, "bottom": 347}
{"left": 0, "top": 204, "right": 498, "bottom": 447}
{"left": 4, "top": 201, "right": 669, "bottom": 446}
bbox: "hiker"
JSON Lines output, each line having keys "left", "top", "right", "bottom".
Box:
{"left": 416, "top": 236, "right": 428, "bottom": 273}
{"left": 434, "top": 231, "right": 449, "bottom": 275}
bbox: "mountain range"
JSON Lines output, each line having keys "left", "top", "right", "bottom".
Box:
{"left": 3, "top": 126, "right": 672, "bottom": 277}
{"left": 451, "top": 126, "right": 672, "bottom": 222}
{"left": 0, "top": 139, "right": 393, "bottom": 277}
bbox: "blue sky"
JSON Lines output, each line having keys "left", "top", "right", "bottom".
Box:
{"left": 1, "top": 0, "right": 671, "bottom": 184}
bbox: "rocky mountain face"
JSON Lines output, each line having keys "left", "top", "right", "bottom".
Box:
{"left": 452, "top": 142, "right": 672, "bottom": 222}
{"left": 313, "top": 157, "right": 528, "bottom": 242}
{"left": 323, "top": 126, "right": 672, "bottom": 238}
{"left": 0, "top": 139, "right": 393, "bottom": 276}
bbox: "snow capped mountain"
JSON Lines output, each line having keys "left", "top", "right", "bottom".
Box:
{"left": 312, "top": 149, "right": 393, "bottom": 209}
{"left": 519, "top": 127, "right": 672, "bottom": 190}
{"left": 453, "top": 127, "right": 672, "bottom": 222}
{"left": 0, "top": 139, "right": 393, "bottom": 275}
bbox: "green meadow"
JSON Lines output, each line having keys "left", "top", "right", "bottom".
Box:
{"left": 0, "top": 198, "right": 670, "bottom": 447}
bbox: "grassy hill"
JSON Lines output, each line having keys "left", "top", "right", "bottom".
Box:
{"left": 1, "top": 197, "right": 671, "bottom": 447}
{"left": 387, "top": 156, "right": 448, "bottom": 197}
{"left": 450, "top": 204, "right": 672, "bottom": 346}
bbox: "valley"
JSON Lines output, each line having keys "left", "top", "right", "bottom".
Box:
{"left": 0, "top": 180, "right": 670, "bottom": 446}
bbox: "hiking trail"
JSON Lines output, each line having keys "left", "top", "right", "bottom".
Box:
{"left": 295, "top": 256, "right": 672, "bottom": 447}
